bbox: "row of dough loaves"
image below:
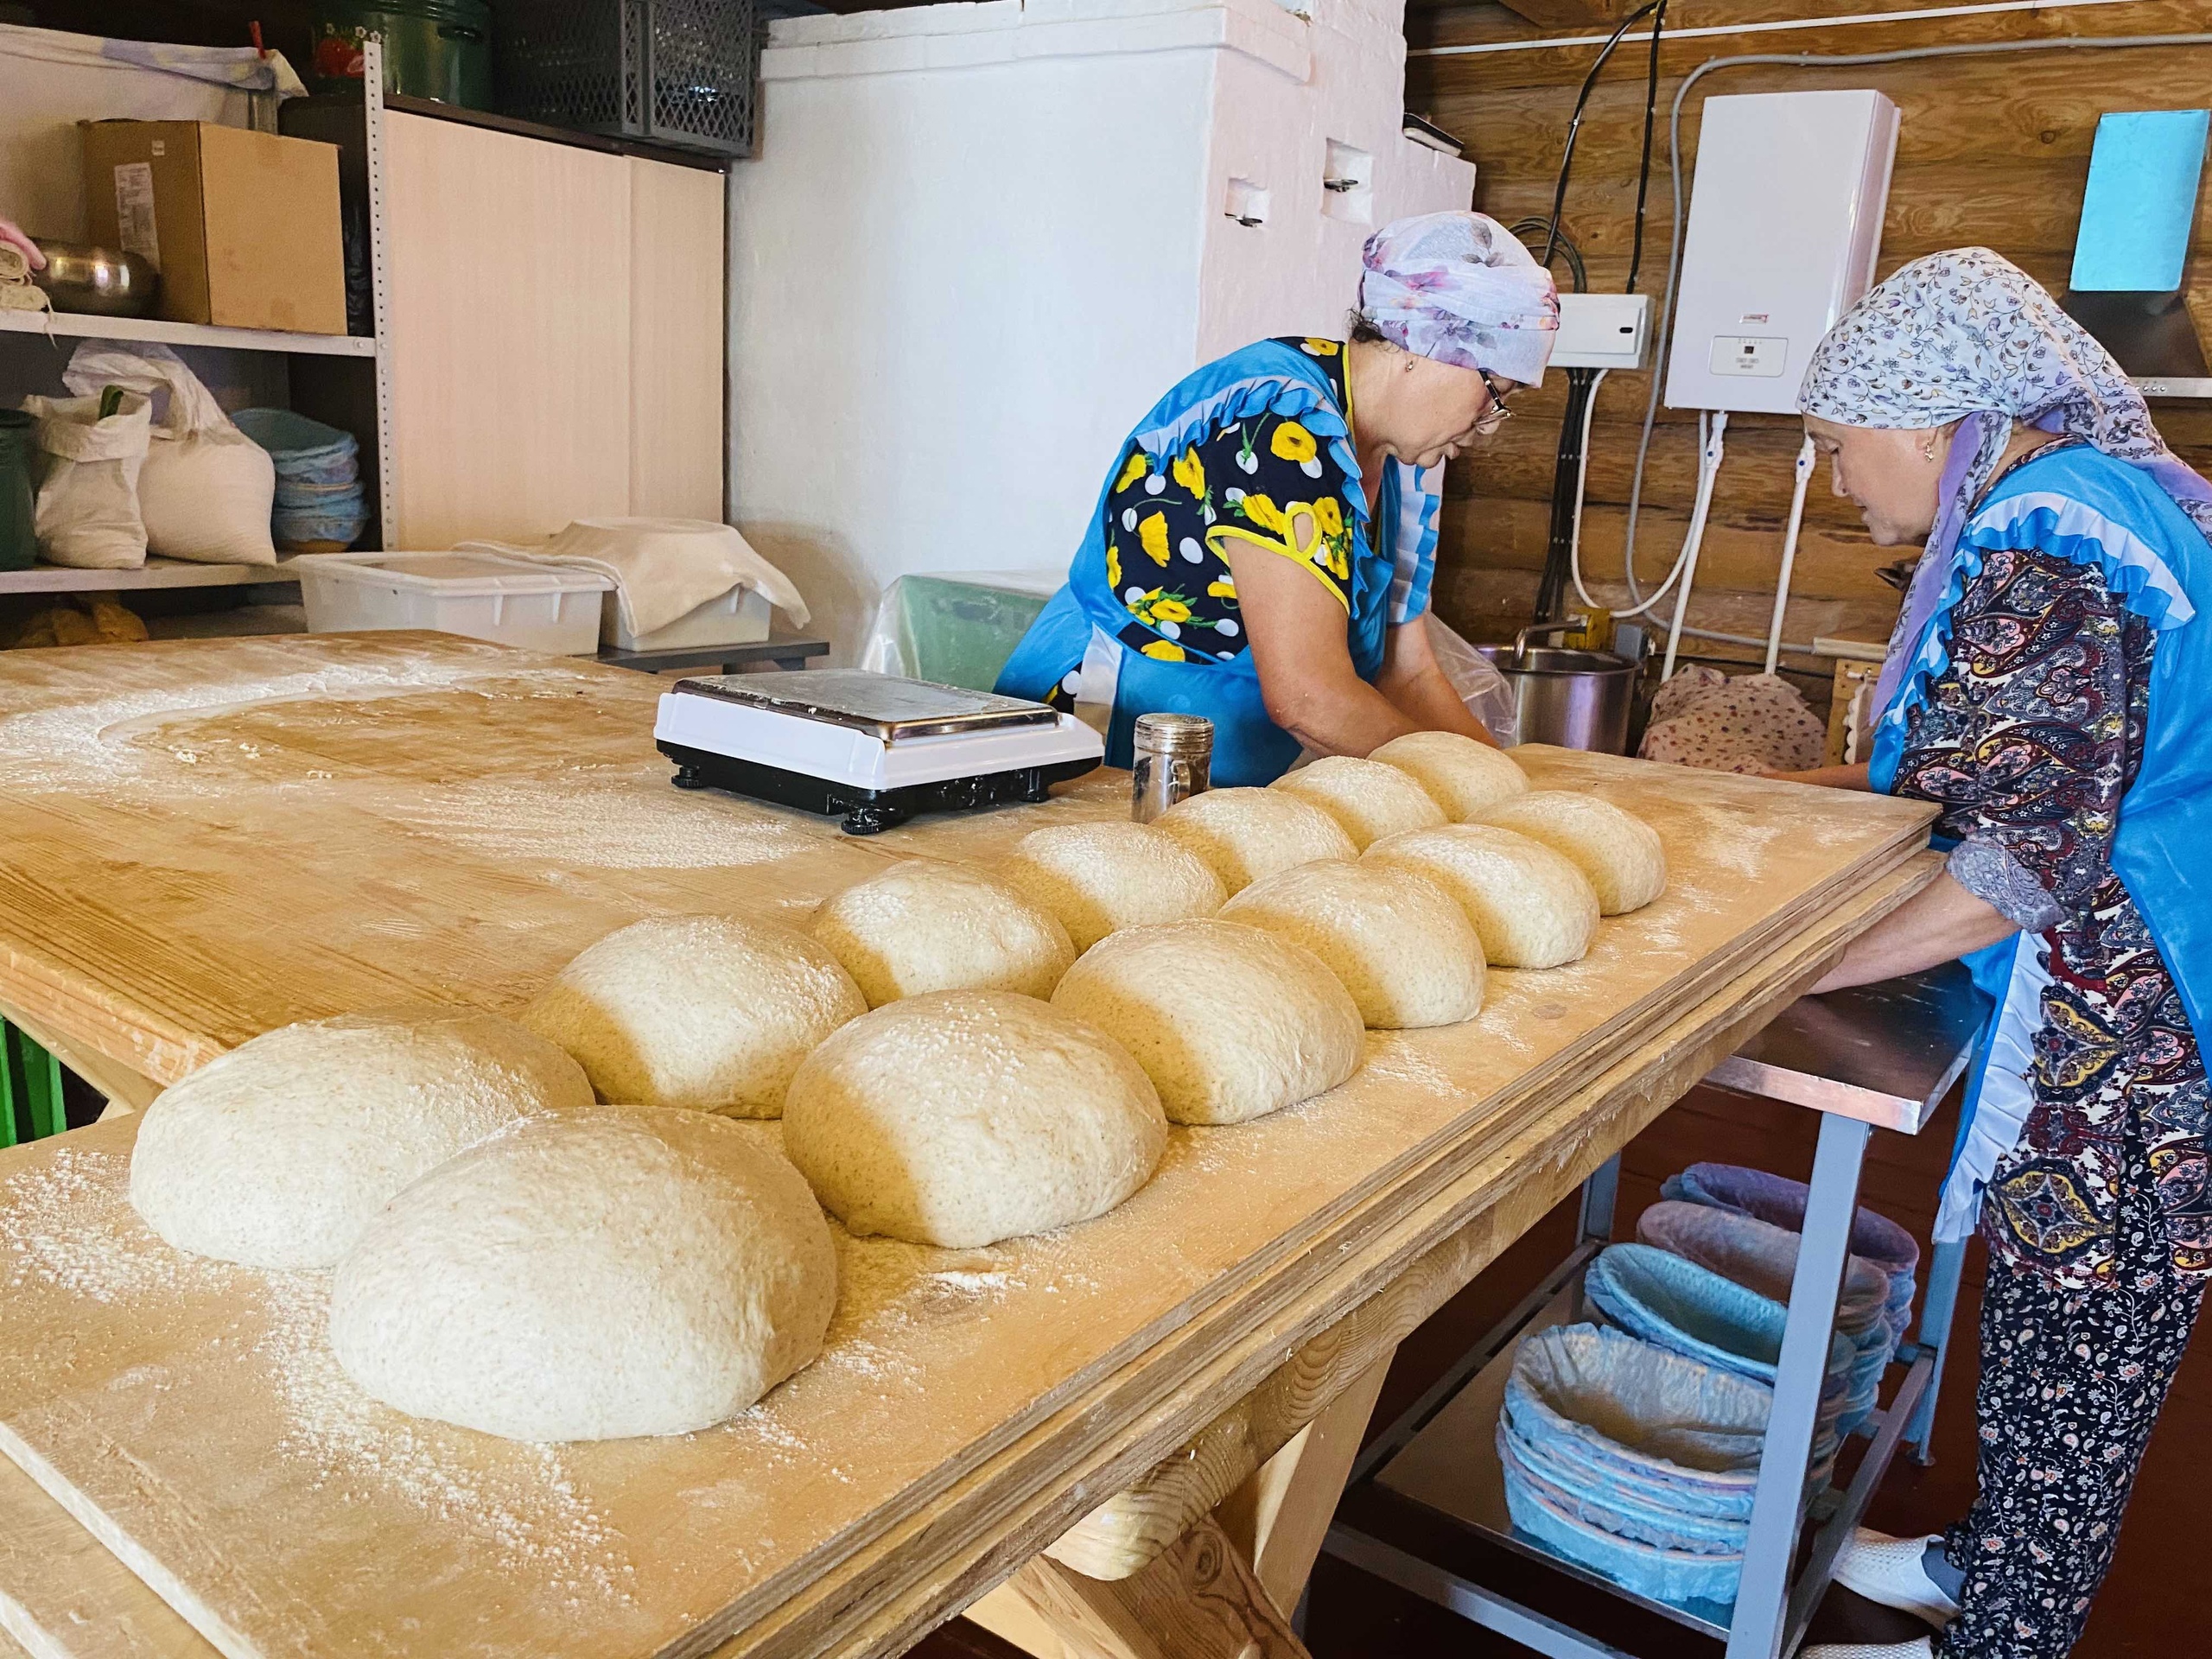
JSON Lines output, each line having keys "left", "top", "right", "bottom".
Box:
{"left": 124, "top": 734, "right": 1662, "bottom": 1445}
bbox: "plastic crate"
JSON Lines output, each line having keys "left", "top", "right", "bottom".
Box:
{"left": 497, "top": 0, "right": 759, "bottom": 159}
{"left": 296, "top": 550, "right": 613, "bottom": 655}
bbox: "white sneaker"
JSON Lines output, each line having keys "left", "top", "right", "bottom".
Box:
{"left": 1832, "top": 1528, "right": 1961, "bottom": 1626}
{"left": 1802, "top": 1643, "right": 1934, "bottom": 1659}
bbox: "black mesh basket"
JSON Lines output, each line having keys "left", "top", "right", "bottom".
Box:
{"left": 498, "top": 0, "right": 760, "bottom": 159}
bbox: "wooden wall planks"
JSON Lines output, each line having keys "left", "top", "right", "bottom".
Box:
{"left": 1407, "top": 0, "right": 2212, "bottom": 662}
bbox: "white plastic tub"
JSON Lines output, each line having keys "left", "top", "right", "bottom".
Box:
{"left": 601, "top": 583, "right": 774, "bottom": 652}
{"left": 294, "top": 550, "right": 614, "bottom": 656}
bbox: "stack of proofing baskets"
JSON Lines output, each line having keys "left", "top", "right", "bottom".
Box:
{"left": 1499, "top": 1164, "right": 1920, "bottom": 1608}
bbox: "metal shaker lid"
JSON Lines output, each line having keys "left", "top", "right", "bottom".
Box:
{"left": 1131, "top": 712, "right": 1215, "bottom": 755}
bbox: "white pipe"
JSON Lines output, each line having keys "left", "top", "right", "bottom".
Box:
{"left": 1615, "top": 411, "right": 1712, "bottom": 620}
{"left": 1661, "top": 410, "right": 1726, "bottom": 680}
{"left": 1568, "top": 369, "right": 1610, "bottom": 613}
{"left": 1412, "top": 0, "right": 2140, "bottom": 57}
{"left": 1764, "top": 434, "right": 1817, "bottom": 674}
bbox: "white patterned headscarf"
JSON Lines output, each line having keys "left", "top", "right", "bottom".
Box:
{"left": 1359, "top": 212, "right": 1560, "bottom": 386}
{"left": 1799, "top": 247, "right": 2212, "bottom": 715}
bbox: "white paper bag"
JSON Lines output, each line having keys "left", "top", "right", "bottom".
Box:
{"left": 21, "top": 389, "right": 151, "bottom": 569}
{"left": 62, "top": 344, "right": 276, "bottom": 564}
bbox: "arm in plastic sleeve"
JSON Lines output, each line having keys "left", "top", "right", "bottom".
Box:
{"left": 1422, "top": 613, "right": 1519, "bottom": 747}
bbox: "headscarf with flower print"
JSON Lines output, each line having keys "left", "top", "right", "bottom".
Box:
{"left": 1358, "top": 212, "right": 1560, "bottom": 387}
{"left": 1799, "top": 246, "right": 2212, "bottom": 720}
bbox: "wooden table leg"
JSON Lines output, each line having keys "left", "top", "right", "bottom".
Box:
{"left": 980, "top": 1516, "right": 1310, "bottom": 1659}
{"left": 967, "top": 1353, "right": 1393, "bottom": 1659}
{"left": 1217, "top": 1353, "right": 1392, "bottom": 1618}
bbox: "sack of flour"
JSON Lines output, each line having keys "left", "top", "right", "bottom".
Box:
{"left": 63, "top": 344, "right": 276, "bottom": 565}
{"left": 21, "top": 388, "right": 151, "bottom": 569}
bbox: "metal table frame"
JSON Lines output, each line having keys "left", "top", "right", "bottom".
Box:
{"left": 595, "top": 635, "right": 830, "bottom": 676}
{"left": 1321, "top": 964, "right": 1991, "bottom": 1659}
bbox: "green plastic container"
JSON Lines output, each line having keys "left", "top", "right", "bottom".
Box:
{"left": 311, "top": 0, "right": 493, "bottom": 109}
{"left": 885, "top": 575, "right": 1053, "bottom": 693}
{"left": 0, "top": 410, "right": 35, "bottom": 573}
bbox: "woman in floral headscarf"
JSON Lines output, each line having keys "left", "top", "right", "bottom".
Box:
{"left": 997, "top": 211, "right": 1558, "bottom": 784}
{"left": 1785, "top": 249, "right": 2212, "bottom": 1659}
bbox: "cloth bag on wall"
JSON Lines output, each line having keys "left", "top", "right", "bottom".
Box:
{"left": 63, "top": 343, "right": 276, "bottom": 564}
{"left": 20, "top": 388, "right": 151, "bottom": 569}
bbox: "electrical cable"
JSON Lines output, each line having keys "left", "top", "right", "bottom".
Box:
{"left": 1618, "top": 29, "right": 2212, "bottom": 618}
{"left": 1764, "top": 433, "right": 1818, "bottom": 671}
{"left": 1541, "top": 0, "right": 1662, "bottom": 269}
{"left": 1568, "top": 369, "right": 1610, "bottom": 611}
{"left": 1660, "top": 408, "right": 1727, "bottom": 677}
{"left": 1624, "top": 0, "right": 1667, "bottom": 294}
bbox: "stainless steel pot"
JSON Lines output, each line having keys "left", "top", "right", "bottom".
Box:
{"left": 1478, "top": 643, "right": 1639, "bottom": 753}
{"left": 30, "top": 241, "right": 159, "bottom": 318}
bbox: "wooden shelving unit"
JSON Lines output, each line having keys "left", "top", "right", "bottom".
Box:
{"left": 0, "top": 309, "right": 375, "bottom": 358}
{"left": 0, "top": 558, "right": 301, "bottom": 596}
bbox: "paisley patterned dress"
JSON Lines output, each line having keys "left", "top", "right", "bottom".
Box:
{"left": 1891, "top": 449, "right": 2211, "bottom": 1290}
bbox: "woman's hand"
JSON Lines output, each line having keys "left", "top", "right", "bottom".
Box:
{"left": 1227, "top": 542, "right": 1426, "bottom": 757}
{"left": 1809, "top": 871, "right": 2016, "bottom": 994}
{"left": 1376, "top": 613, "right": 1497, "bottom": 745}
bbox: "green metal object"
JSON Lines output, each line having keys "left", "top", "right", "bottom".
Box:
{"left": 311, "top": 0, "right": 494, "bottom": 109}
{"left": 887, "top": 576, "right": 1053, "bottom": 694}
{"left": 0, "top": 410, "right": 35, "bottom": 574}
{"left": 3, "top": 1021, "right": 68, "bottom": 1146}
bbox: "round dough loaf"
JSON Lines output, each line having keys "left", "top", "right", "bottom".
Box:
{"left": 1365, "top": 824, "right": 1599, "bottom": 969}
{"left": 1222, "top": 860, "right": 1484, "bottom": 1029}
{"left": 811, "top": 861, "right": 1075, "bottom": 1007}
{"left": 329, "top": 1105, "right": 836, "bottom": 1441}
{"left": 1001, "top": 822, "right": 1226, "bottom": 953}
{"left": 1154, "top": 786, "right": 1358, "bottom": 895}
{"left": 1051, "top": 919, "right": 1363, "bottom": 1125}
{"left": 1268, "top": 756, "right": 1446, "bottom": 851}
{"left": 521, "top": 915, "right": 865, "bottom": 1116}
{"left": 782, "top": 991, "right": 1166, "bottom": 1248}
{"left": 128, "top": 1010, "right": 592, "bottom": 1270}
{"left": 1368, "top": 731, "right": 1529, "bottom": 819}
{"left": 1480, "top": 791, "right": 1667, "bottom": 915}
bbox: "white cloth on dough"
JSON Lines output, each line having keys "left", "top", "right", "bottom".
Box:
{"left": 464, "top": 518, "right": 810, "bottom": 638}
{"left": 1637, "top": 666, "right": 1827, "bottom": 774}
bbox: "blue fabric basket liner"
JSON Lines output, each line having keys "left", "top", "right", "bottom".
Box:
{"left": 1504, "top": 1324, "right": 1770, "bottom": 1479}
{"left": 1662, "top": 1163, "right": 1921, "bottom": 1343}
{"left": 1586, "top": 1244, "right": 1853, "bottom": 1418}
{"left": 1637, "top": 1200, "right": 1891, "bottom": 1336}
{"left": 1502, "top": 1443, "right": 1746, "bottom": 1607}
{"left": 233, "top": 408, "right": 361, "bottom": 486}
{"left": 1499, "top": 1425, "right": 1749, "bottom": 1554}
{"left": 1502, "top": 1395, "right": 1755, "bottom": 1522}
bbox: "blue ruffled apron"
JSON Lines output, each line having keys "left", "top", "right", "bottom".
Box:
{"left": 1866, "top": 447, "right": 2212, "bottom": 1239}
{"left": 996, "top": 339, "right": 1441, "bottom": 786}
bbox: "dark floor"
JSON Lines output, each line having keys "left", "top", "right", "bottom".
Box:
{"left": 918, "top": 1080, "right": 2212, "bottom": 1658}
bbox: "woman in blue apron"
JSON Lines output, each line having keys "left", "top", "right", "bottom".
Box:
{"left": 996, "top": 212, "right": 1558, "bottom": 785}
{"left": 1781, "top": 251, "right": 2212, "bottom": 1659}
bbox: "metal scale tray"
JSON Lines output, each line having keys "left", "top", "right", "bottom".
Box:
{"left": 654, "top": 671, "right": 1103, "bottom": 835}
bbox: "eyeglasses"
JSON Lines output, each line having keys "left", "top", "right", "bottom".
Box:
{"left": 1474, "top": 370, "right": 1516, "bottom": 434}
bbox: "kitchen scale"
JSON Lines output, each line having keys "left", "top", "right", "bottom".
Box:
{"left": 654, "top": 670, "right": 1104, "bottom": 834}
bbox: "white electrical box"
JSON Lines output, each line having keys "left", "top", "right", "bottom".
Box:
{"left": 1551, "top": 291, "right": 1653, "bottom": 371}
{"left": 1664, "top": 90, "right": 1899, "bottom": 414}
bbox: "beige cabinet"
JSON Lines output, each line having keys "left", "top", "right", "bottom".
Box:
{"left": 380, "top": 111, "right": 726, "bottom": 550}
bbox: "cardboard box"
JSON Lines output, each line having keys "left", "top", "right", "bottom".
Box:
{"left": 81, "top": 121, "right": 346, "bottom": 336}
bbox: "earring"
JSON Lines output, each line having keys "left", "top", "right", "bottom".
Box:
{"left": 1923, "top": 436, "right": 1939, "bottom": 460}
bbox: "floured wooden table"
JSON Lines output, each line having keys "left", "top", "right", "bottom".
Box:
{"left": 0, "top": 634, "right": 1939, "bottom": 1659}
